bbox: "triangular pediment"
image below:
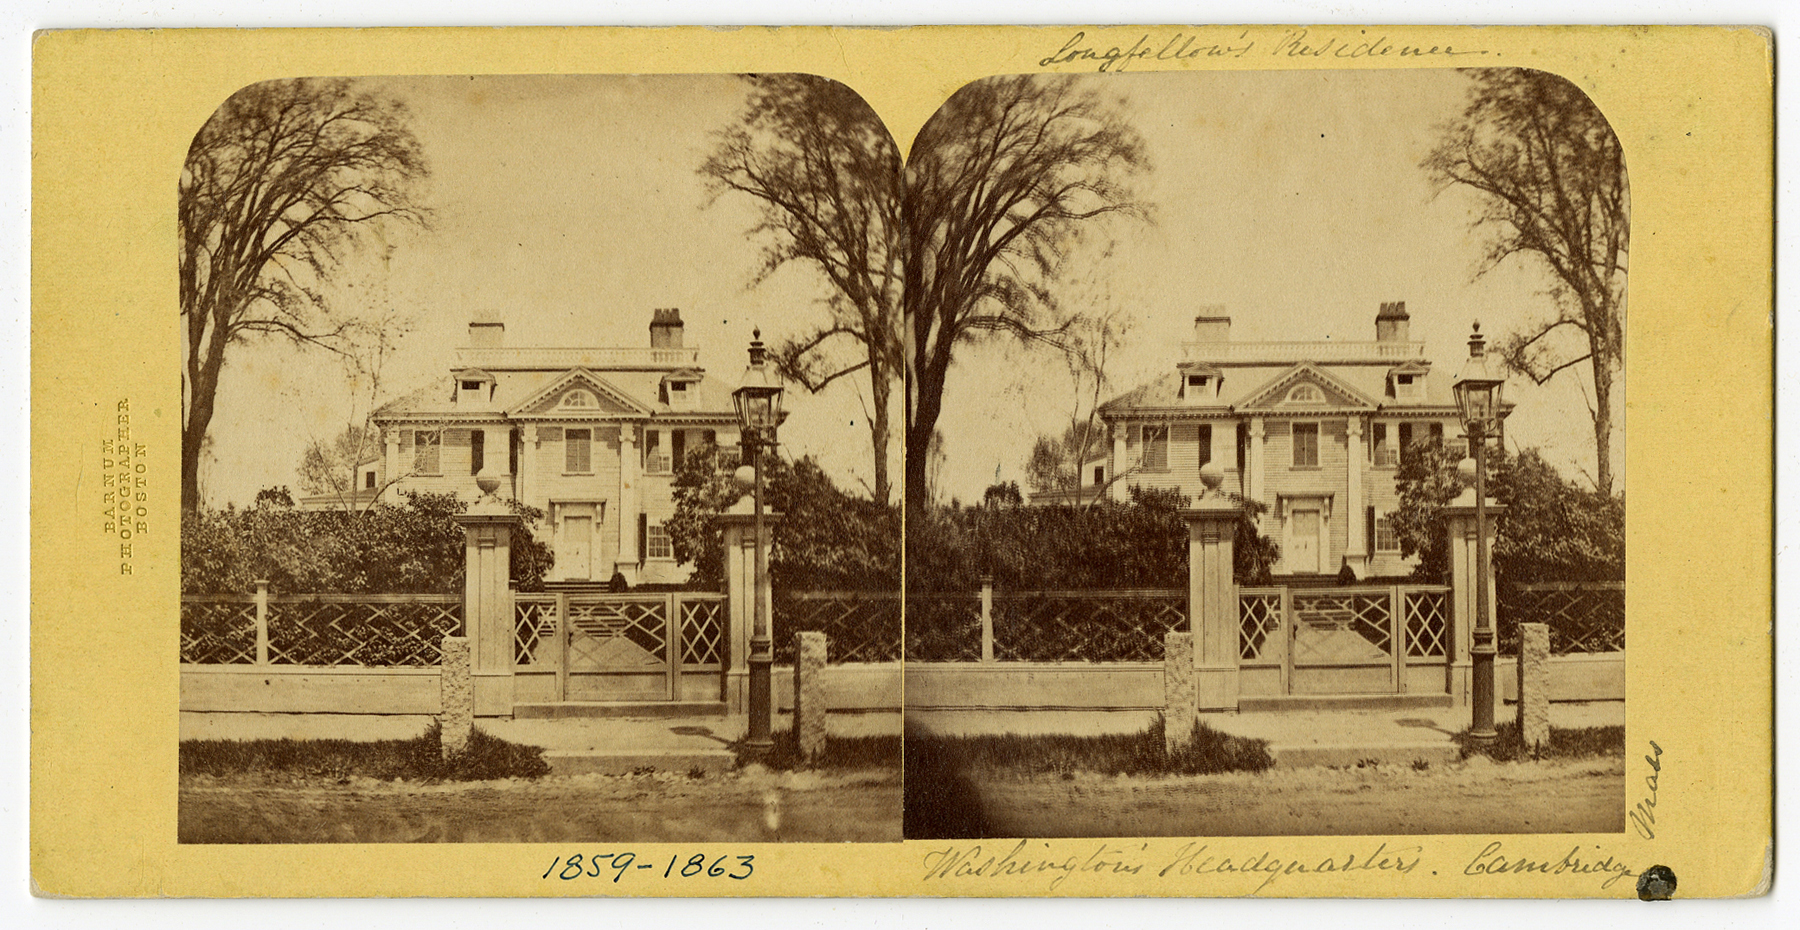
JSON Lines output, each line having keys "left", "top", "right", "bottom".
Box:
{"left": 1237, "top": 363, "right": 1379, "bottom": 411}
{"left": 511, "top": 368, "right": 653, "bottom": 417}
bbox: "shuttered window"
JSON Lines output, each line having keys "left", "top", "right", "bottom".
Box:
{"left": 565, "top": 429, "right": 592, "bottom": 473}
{"left": 411, "top": 430, "right": 441, "bottom": 475}
{"left": 469, "top": 430, "right": 485, "bottom": 476}
{"left": 1140, "top": 424, "right": 1168, "bottom": 471}
{"left": 1197, "top": 424, "right": 1212, "bottom": 468}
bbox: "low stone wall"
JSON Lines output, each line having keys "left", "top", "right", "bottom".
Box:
{"left": 903, "top": 663, "right": 1164, "bottom": 711}
{"left": 180, "top": 666, "right": 442, "bottom": 714}
{"left": 1499, "top": 652, "right": 1625, "bottom": 703}
{"left": 773, "top": 662, "right": 901, "bottom": 713}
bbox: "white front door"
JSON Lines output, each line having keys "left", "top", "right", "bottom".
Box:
{"left": 558, "top": 509, "right": 594, "bottom": 580}
{"left": 1290, "top": 508, "right": 1322, "bottom": 574}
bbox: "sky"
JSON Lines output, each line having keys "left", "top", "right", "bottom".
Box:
{"left": 197, "top": 67, "right": 1621, "bottom": 508}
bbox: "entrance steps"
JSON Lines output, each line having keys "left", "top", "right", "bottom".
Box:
{"left": 513, "top": 700, "right": 728, "bottom": 719}
{"left": 1237, "top": 693, "right": 1452, "bottom": 713}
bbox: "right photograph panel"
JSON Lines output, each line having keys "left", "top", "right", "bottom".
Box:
{"left": 902, "top": 68, "right": 1627, "bottom": 839}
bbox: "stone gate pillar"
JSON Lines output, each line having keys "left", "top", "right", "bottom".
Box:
{"left": 1442, "top": 489, "right": 1505, "bottom": 712}
{"left": 1181, "top": 467, "right": 1242, "bottom": 712}
{"left": 456, "top": 471, "right": 522, "bottom": 716}
{"left": 716, "top": 496, "right": 782, "bottom": 714}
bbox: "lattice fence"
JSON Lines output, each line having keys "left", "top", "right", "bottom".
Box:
{"left": 775, "top": 591, "right": 901, "bottom": 664}
{"left": 1499, "top": 582, "right": 1625, "bottom": 655}
{"left": 1403, "top": 588, "right": 1450, "bottom": 658}
{"left": 180, "top": 598, "right": 259, "bottom": 665}
{"left": 181, "top": 594, "right": 462, "bottom": 667}
{"left": 1238, "top": 589, "right": 1282, "bottom": 661}
{"left": 514, "top": 594, "right": 557, "bottom": 666}
{"left": 993, "top": 590, "right": 1187, "bottom": 663}
{"left": 679, "top": 596, "right": 726, "bottom": 667}
{"left": 903, "top": 593, "right": 982, "bottom": 662}
{"left": 1290, "top": 590, "right": 1394, "bottom": 662}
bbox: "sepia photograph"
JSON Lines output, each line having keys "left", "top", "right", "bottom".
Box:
{"left": 900, "top": 68, "right": 1628, "bottom": 839}
{"left": 176, "top": 74, "right": 903, "bottom": 843}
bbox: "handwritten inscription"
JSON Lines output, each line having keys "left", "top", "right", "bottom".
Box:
{"left": 1630, "top": 740, "right": 1662, "bottom": 839}
{"left": 1038, "top": 28, "right": 1489, "bottom": 72}
{"left": 101, "top": 398, "right": 146, "bottom": 575}
{"left": 1160, "top": 841, "right": 1421, "bottom": 894}
{"left": 542, "top": 852, "right": 753, "bottom": 883}
{"left": 1039, "top": 31, "right": 1255, "bottom": 72}
{"left": 1464, "top": 842, "right": 1636, "bottom": 889}
{"left": 921, "top": 839, "right": 1419, "bottom": 892}
{"left": 922, "top": 840, "right": 1146, "bottom": 890}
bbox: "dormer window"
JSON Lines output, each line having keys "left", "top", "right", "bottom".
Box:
{"left": 662, "top": 370, "right": 702, "bottom": 409}
{"left": 455, "top": 369, "right": 495, "bottom": 406}
{"left": 1179, "top": 365, "right": 1221, "bottom": 404}
{"left": 1395, "top": 373, "right": 1422, "bottom": 400}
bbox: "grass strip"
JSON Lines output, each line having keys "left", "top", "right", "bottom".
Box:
{"left": 1453, "top": 721, "right": 1625, "bottom": 762}
{"left": 907, "top": 717, "right": 1274, "bottom": 778}
{"left": 180, "top": 721, "right": 549, "bottom": 782}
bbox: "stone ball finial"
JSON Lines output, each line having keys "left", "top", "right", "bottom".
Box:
{"left": 1198, "top": 460, "right": 1225, "bottom": 496}
{"left": 734, "top": 464, "right": 756, "bottom": 487}
{"left": 1456, "top": 456, "right": 1478, "bottom": 484}
{"left": 475, "top": 467, "right": 501, "bottom": 498}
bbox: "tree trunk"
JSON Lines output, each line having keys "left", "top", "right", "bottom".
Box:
{"left": 867, "top": 369, "right": 892, "bottom": 506}
{"left": 905, "top": 357, "right": 948, "bottom": 521}
{"left": 1590, "top": 355, "right": 1614, "bottom": 498}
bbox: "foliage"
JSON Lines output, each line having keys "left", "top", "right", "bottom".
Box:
{"left": 1391, "top": 439, "right": 1625, "bottom": 585}
{"left": 903, "top": 74, "right": 1151, "bottom": 518}
{"left": 701, "top": 75, "right": 904, "bottom": 505}
{"left": 297, "top": 423, "right": 381, "bottom": 497}
{"left": 254, "top": 485, "right": 295, "bottom": 508}
{"left": 905, "top": 486, "right": 1276, "bottom": 592}
{"left": 1424, "top": 69, "right": 1627, "bottom": 494}
{"left": 730, "top": 733, "right": 901, "bottom": 772}
{"left": 981, "top": 481, "right": 1024, "bottom": 508}
{"left": 179, "top": 721, "right": 550, "bottom": 783}
{"left": 1025, "top": 419, "right": 1109, "bottom": 495}
{"left": 667, "top": 442, "right": 899, "bottom": 592}
{"left": 181, "top": 491, "right": 554, "bottom": 595}
{"left": 181, "top": 77, "right": 429, "bottom": 511}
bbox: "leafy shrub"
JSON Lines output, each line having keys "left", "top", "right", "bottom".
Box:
{"left": 667, "top": 443, "right": 899, "bottom": 592}
{"left": 178, "top": 721, "right": 550, "bottom": 782}
{"left": 904, "top": 486, "right": 1276, "bottom": 593}
{"left": 182, "top": 491, "right": 554, "bottom": 595}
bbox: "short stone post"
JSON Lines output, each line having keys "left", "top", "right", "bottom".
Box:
{"left": 1163, "top": 631, "right": 1196, "bottom": 754}
{"left": 793, "top": 631, "right": 828, "bottom": 762}
{"left": 439, "top": 635, "right": 473, "bottom": 757}
{"left": 1517, "top": 622, "right": 1551, "bottom": 755}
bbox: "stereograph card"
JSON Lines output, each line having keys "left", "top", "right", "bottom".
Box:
{"left": 28, "top": 24, "right": 1771, "bottom": 898}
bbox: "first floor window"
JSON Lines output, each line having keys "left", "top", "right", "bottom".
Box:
{"left": 1291, "top": 422, "right": 1319, "bottom": 468}
{"left": 1375, "top": 513, "right": 1400, "bottom": 552}
{"left": 412, "top": 430, "right": 441, "bottom": 475}
{"left": 1140, "top": 424, "right": 1169, "bottom": 471}
{"left": 565, "top": 428, "right": 592, "bottom": 473}
{"left": 646, "top": 522, "right": 673, "bottom": 559}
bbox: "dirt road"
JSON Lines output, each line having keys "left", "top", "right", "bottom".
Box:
{"left": 935, "top": 758, "right": 1624, "bottom": 838}
{"left": 180, "top": 768, "right": 901, "bottom": 843}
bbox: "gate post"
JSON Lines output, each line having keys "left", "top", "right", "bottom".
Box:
{"left": 456, "top": 470, "right": 522, "bottom": 716}
{"left": 717, "top": 496, "right": 782, "bottom": 715}
{"left": 1181, "top": 464, "right": 1243, "bottom": 712}
{"left": 1442, "top": 489, "right": 1505, "bottom": 712}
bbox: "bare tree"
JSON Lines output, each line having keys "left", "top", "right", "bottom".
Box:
{"left": 1024, "top": 295, "right": 1133, "bottom": 506}
{"left": 904, "top": 74, "right": 1149, "bottom": 518}
{"left": 180, "top": 77, "right": 428, "bottom": 512}
{"left": 1423, "top": 69, "right": 1627, "bottom": 495}
{"left": 700, "top": 75, "right": 904, "bottom": 505}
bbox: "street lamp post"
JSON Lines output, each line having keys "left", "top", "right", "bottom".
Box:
{"left": 732, "top": 329, "right": 784, "bottom": 758}
{"left": 1452, "top": 322, "right": 1505, "bottom": 746}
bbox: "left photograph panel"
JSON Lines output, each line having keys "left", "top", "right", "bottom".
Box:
{"left": 176, "top": 74, "right": 903, "bottom": 843}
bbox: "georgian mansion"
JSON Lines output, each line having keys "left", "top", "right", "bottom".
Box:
{"left": 1093, "top": 302, "right": 1508, "bottom": 580}
{"left": 368, "top": 309, "right": 741, "bottom": 587}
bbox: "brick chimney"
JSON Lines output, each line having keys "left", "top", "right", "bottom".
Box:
{"left": 650, "top": 308, "right": 684, "bottom": 348}
{"left": 1192, "top": 305, "right": 1230, "bottom": 342}
{"left": 1376, "top": 301, "right": 1410, "bottom": 342}
{"left": 468, "top": 312, "right": 504, "bottom": 348}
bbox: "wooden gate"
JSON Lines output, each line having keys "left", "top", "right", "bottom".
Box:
{"left": 1238, "top": 585, "right": 1451, "bottom": 696}
{"left": 514, "top": 592, "right": 726, "bottom": 702}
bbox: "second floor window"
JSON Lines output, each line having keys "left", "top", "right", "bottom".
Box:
{"left": 565, "top": 428, "right": 592, "bottom": 473}
{"left": 1140, "top": 424, "right": 1169, "bottom": 471}
{"left": 469, "top": 430, "right": 485, "bottom": 476}
{"left": 1372, "top": 423, "right": 1397, "bottom": 467}
{"left": 412, "top": 430, "right": 440, "bottom": 475}
{"left": 1292, "top": 422, "right": 1319, "bottom": 468}
{"left": 644, "top": 430, "right": 671, "bottom": 474}
{"left": 1196, "top": 424, "right": 1213, "bottom": 468}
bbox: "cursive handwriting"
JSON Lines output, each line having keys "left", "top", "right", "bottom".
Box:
{"left": 921, "top": 840, "right": 1146, "bottom": 890}
{"left": 1465, "top": 842, "right": 1636, "bottom": 889}
{"left": 1630, "top": 740, "right": 1663, "bottom": 839}
{"left": 1160, "top": 841, "right": 1422, "bottom": 894}
{"left": 1268, "top": 28, "right": 1489, "bottom": 60}
{"left": 1038, "top": 30, "right": 1256, "bottom": 72}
